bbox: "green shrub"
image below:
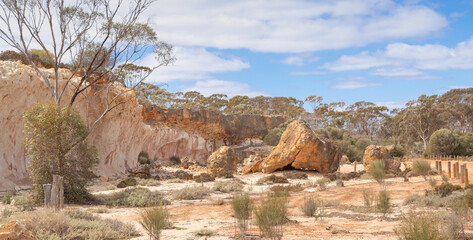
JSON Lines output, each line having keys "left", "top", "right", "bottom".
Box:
{"left": 369, "top": 160, "right": 386, "bottom": 184}
{"left": 169, "top": 156, "right": 181, "bottom": 165}
{"left": 254, "top": 192, "right": 288, "bottom": 239}
{"left": 263, "top": 127, "right": 285, "bottom": 146}
{"left": 412, "top": 159, "right": 432, "bottom": 179}
{"left": 11, "top": 192, "right": 35, "bottom": 211}
{"left": 139, "top": 206, "right": 168, "bottom": 240}
{"left": 138, "top": 151, "right": 150, "bottom": 165}
{"left": 24, "top": 102, "right": 99, "bottom": 204}
{"left": 282, "top": 171, "right": 308, "bottom": 179}
{"left": 300, "top": 196, "right": 324, "bottom": 219}
{"left": 232, "top": 192, "right": 252, "bottom": 236}
{"left": 429, "top": 129, "right": 458, "bottom": 156}
{"left": 117, "top": 177, "right": 137, "bottom": 188}
{"left": 213, "top": 170, "right": 234, "bottom": 178}
{"left": 316, "top": 177, "right": 331, "bottom": 191}
{"left": 195, "top": 228, "right": 216, "bottom": 237}
{"left": 172, "top": 186, "right": 211, "bottom": 200}
{"left": 2, "top": 190, "right": 16, "bottom": 204}
{"left": 336, "top": 179, "right": 344, "bottom": 187}
{"left": 137, "top": 178, "right": 161, "bottom": 187}
{"left": 376, "top": 190, "right": 391, "bottom": 217}
{"left": 194, "top": 173, "right": 215, "bottom": 183}
{"left": 362, "top": 189, "right": 375, "bottom": 209}
{"left": 434, "top": 183, "right": 462, "bottom": 197}
{"left": 355, "top": 138, "right": 372, "bottom": 152}
{"left": 213, "top": 181, "right": 243, "bottom": 193}
{"left": 98, "top": 187, "right": 166, "bottom": 207}
{"left": 64, "top": 209, "right": 95, "bottom": 221}
{"left": 394, "top": 211, "right": 447, "bottom": 240}
{"left": 390, "top": 144, "right": 405, "bottom": 157}
{"left": 256, "top": 175, "right": 289, "bottom": 185}
{"left": 173, "top": 170, "right": 192, "bottom": 180}
{"left": 466, "top": 189, "right": 473, "bottom": 208}
{"left": 453, "top": 132, "right": 473, "bottom": 156}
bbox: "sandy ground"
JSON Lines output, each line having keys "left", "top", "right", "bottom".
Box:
{"left": 2, "top": 162, "right": 473, "bottom": 239}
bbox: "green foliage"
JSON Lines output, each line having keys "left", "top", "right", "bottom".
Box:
{"left": 212, "top": 181, "right": 243, "bottom": 193}
{"left": 194, "top": 173, "right": 215, "bottom": 183}
{"left": 254, "top": 192, "right": 288, "bottom": 240}
{"left": 117, "top": 177, "right": 137, "bottom": 188}
{"left": 316, "top": 177, "right": 331, "bottom": 191}
{"left": 355, "top": 138, "right": 372, "bottom": 152}
{"left": 195, "top": 228, "right": 217, "bottom": 237}
{"left": 169, "top": 155, "right": 181, "bottom": 165}
{"left": 362, "top": 189, "right": 375, "bottom": 208}
{"left": 465, "top": 189, "right": 473, "bottom": 208}
{"left": 99, "top": 187, "right": 166, "bottom": 207}
{"left": 139, "top": 206, "right": 169, "bottom": 240}
{"left": 300, "top": 197, "right": 324, "bottom": 219}
{"left": 263, "top": 127, "right": 285, "bottom": 146}
{"left": 369, "top": 160, "right": 386, "bottom": 184}
{"left": 282, "top": 171, "right": 308, "bottom": 179}
{"left": 412, "top": 159, "right": 432, "bottom": 178}
{"left": 2, "top": 190, "right": 16, "bottom": 204}
{"left": 256, "top": 175, "right": 289, "bottom": 185}
{"left": 394, "top": 211, "right": 448, "bottom": 240}
{"left": 434, "top": 183, "right": 462, "bottom": 197}
{"left": 232, "top": 192, "right": 252, "bottom": 236}
{"left": 453, "top": 131, "right": 473, "bottom": 156}
{"left": 376, "top": 190, "right": 391, "bottom": 216}
{"left": 172, "top": 186, "right": 211, "bottom": 200}
{"left": 390, "top": 144, "right": 406, "bottom": 157}
{"left": 23, "top": 102, "right": 98, "bottom": 204}
{"left": 11, "top": 192, "right": 35, "bottom": 211}
{"left": 336, "top": 139, "right": 363, "bottom": 163}
{"left": 213, "top": 170, "right": 234, "bottom": 178}
{"left": 429, "top": 129, "right": 458, "bottom": 155}
{"left": 270, "top": 184, "right": 304, "bottom": 193}
{"left": 138, "top": 151, "right": 150, "bottom": 164}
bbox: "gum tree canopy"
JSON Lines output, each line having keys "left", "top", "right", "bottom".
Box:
{"left": 0, "top": 0, "right": 174, "bottom": 129}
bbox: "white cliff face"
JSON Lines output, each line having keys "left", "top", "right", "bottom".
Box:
{"left": 0, "top": 61, "right": 213, "bottom": 189}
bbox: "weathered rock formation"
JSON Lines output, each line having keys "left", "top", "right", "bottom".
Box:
{"left": 142, "top": 106, "right": 284, "bottom": 145}
{"left": 259, "top": 121, "right": 342, "bottom": 173}
{"left": 0, "top": 61, "right": 283, "bottom": 189}
{"left": 207, "top": 146, "right": 240, "bottom": 173}
{"left": 362, "top": 145, "right": 401, "bottom": 172}
{"left": 0, "top": 221, "right": 32, "bottom": 240}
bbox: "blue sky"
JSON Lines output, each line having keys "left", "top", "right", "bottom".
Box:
{"left": 135, "top": 0, "right": 472, "bottom": 108}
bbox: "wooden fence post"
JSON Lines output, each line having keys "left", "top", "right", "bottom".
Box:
{"left": 457, "top": 163, "right": 461, "bottom": 180}
{"left": 438, "top": 161, "right": 442, "bottom": 175}
{"left": 461, "top": 165, "right": 465, "bottom": 183}
{"left": 51, "top": 175, "right": 64, "bottom": 211}
{"left": 448, "top": 162, "right": 451, "bottom": 178}
{"left": 465, "top": 166, "right": 469, "bottom": 186}
{"left": 453, "top": 163, "right": 457, "bottom": 178}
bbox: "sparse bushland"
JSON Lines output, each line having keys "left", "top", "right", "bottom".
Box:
{"left": 412, "top": 159, "right": 432, "bottom": 179}
{"left": 404, "top": 190, "right": 466, "bottom": 209}
{"left": 432, "top": 183, "right": 462, "bottom": 197}
{"left": 213, "top": 180, "right": 243, "bottom": 193}
{"left": 24, "top": 102, "right": 99, "bottom": 204}
{"left": 254, "top": 192, "right": 288, "bottom": 240}
{"left": 11, "top": 192, "right": 35, "bottom": 212}
{"left": 139, "top": 206, "right": 169, "bottom": 240}
{"left": 270, "top": 184, "right": 304, "bottom": 193}
{"left": 98, "top": 187, "right": 167, "bottom": 207}
{"left": 194, "top": 173, "right": 216, "bottom": 183}
{"left": 195, "top": 228, "right": 217, "bottom": 237}
{"left": 300, "top": 196, "right": 325, "bottom": 219}
{"left": 117, "top": 177, "right": 138, "bottom": 188}
{"left": 376, "top": 190, "right": 391, "bottom": 217}
{"left": 172, "top": 186, "right": 211, "bottom": 200}
{"left": 232, "top": 192, "right": 253, "bottom": 237}
{"left": 137, "top": 178, "right": 161, "bottom": 186}
{"left": 369, "top": 160, "right": 386, "bottom": 184}
{"left": 394, "top": 211, "right": 448, "bottom": 240}
{"left": 362, "top": 189, "right": 376, "bottom": 209}
{"left": 256, "top": 175, "right": 289, "bottom": 185}
{"left": 213, "top": 170, "right": 234, "bottom": 179}
{"left": 21, "top": 209, "right": 139, "bottom": 240}
{"left": 169, "top": 155, "right": 181, "bottom": 165}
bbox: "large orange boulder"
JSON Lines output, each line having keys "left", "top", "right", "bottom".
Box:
{"left": 0, "top": 221, "right": 32, "bottom": 240}
{"left": 207, "top": 146, "right": 241, "bottom": 174}
{"left": 260, "top": 121, "right": 342, "bottom": 173}
{"left": 362, "top": 145, "right": 401, "bottom": 172}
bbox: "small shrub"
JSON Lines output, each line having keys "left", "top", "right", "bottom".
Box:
{"left": 86, "top": 208, "right": 109, "bottom": 214}
{"left": 11, "top": 193, "right": 35, "bottom": 211}
{"left": 232, "top": 192, "right": 252, "bottom": 236}
{"left": 434, "top": 183, "right": 462, "bottom": 197}
{"left": 137, "top": 178, "right": 161, "bottom": 186}
{"left": 394, "top": 211, "right": 447, "bottom": 240}
{"left": 169, "top": 156, "right": 181, "bottom": 165}
{"left": 429, "top": 177, "right": 438, "bottom": 189}
{"left": 1, "top": 208, "right": 12, "bottom": 218}
{"left": 214, "top": 199, "right": 225, "bottom": 205}
{"left": 254, "top": 192, "right": 288, "bottom": 239}
{"left": 194, "top": 173, "right": 215, "bottom": 183}
{"left": 138, "top": 151, "right": 151, "bottom": 165}
{"left": 412, "top": 159, "right": 432, "bottom": 179}
{"left": 300, "top": 196, "right": 324, "bottom": 218}
{"left": 99, "top": 187, "right": 166, "bottom": 207}
{"left": 64, "top": 209, "right": 96, "bottom": 221}
{"left": 172, "top": 186, "right": 211, "bottom": 200}
{"left": 369, "top": 160, "right": 386, "bottom": 184}
{"left": 376, "top": 190, "right": 391, "bottom": 217}
{"left": 441, "top": 174, "right": 449, "bottom": 184}
{"left": 167, "top": 178, "right": 183, "bottom": 183}
{"left": 106, "top": 184, "right": 117, "bottom": 190}
{"left": 390, "top": 144, "right": 405, "bottom": 157}
{"left": 283, "top": 171, "right": 308, "bottom": 179}
{"left": 270, "top": 184, "right": 303, "bottom": 193}
{"left": 429, "top": 129, "right": 458, "bottom": 156}
{"left": 214, "top": 170, "right": 234, "bottom": 179}
{"left": 2, "top": 190, "right": 16, "bottom": 204}
{"left": 173, "top": 170, "right": 192, "bottom": 180}
{"left": 316, "top": 177, "right": 331, "bottom": 191}
{"left": 336, "top": 179, "right": 344, "bottom": 187}
{"left": 195, "top": 228, "right": 216, "bottom": 236}
{"left": 362, "top": 189, "right": 375, "bottom": 208}
{"left": 139, "top": 206, "right": 168, "bottom": 240}
{"left": 117, "top": 177, "right": 137, "bottom": 188}
{"left": 256, "top": 175, "right": 289, "bottom": 185}
{"left": 213, "top": 181, "right": 243, "bottom": 193}
{"left": 465, "top": 189, "right": 473, "bottom": 208}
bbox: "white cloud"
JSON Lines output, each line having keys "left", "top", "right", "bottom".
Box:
{"left": 322, "top": 36, "right": 473, "bottom": 74}
{"left": 149, "top": 0, "right": 447, "bottom": 53}
{"left": 434, "top": 85, "right": 473, "bottom": 94}
{"left": 281, "top": 54, "right": 318, "bottom": 66}
{"left": 376, "top": 101, "right": 407, "bottom": 109}
{"left": 138, "top": 47, "right": 250, "bottom": 83}
{"left": 182, "top": 80, "right": 267, "bottom": 97}
{"left": 332, "top": 80, "right": 380, "bottom": 89}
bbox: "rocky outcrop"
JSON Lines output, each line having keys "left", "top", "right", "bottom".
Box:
{"left": 142, "top": 106, "right": 285, "bottom": 145}
{"left": 0, "top": 61, "right": 282, "bottom": 189}
{"left": 0, "top": 221, "right": 32, "bottom": 240}
{"left": 207, "top": 146, "right": 240, "bottom": 174}
{"left": 259, "top": 121, "right": 342, "bottom": 173}
{"left": 362, "top": 145, "right": 401, "bottom": 172}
